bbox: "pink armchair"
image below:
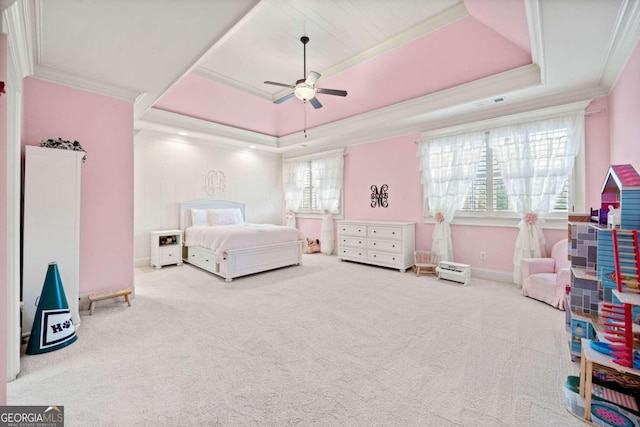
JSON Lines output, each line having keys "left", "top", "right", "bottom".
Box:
{"left": 521, "top": 238, "right": 570, "bottom": 310}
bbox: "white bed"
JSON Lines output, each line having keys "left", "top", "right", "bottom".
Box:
{"left": 179, "top": 200, "right": 304, "bottom": 281}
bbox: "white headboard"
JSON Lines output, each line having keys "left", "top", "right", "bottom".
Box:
{"left": 179, "top": 200, "right": 246, "bottom": 230}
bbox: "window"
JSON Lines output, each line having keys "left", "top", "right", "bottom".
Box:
{"left": 460, "top": 129, "right": 571, "bottom": 217}
{"left": 299, "top": 162, "right": 318, "bottom": 211}
{"left": 461, "top": 143, "right": 514, "bottom": 214}
{"left": 283, "top": 150, "right": 344, "bottom": 216}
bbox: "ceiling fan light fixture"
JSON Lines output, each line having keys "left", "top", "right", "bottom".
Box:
{"left": 294, "top": 83, "right": 316, "bottom": 101}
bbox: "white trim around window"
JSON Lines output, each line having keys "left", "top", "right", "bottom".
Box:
{"left": 420, "top": 101, "right": 590, "bottom": 228}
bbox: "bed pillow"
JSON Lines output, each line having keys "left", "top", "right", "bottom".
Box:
{"left": 208, "top": 208, "right": 244, "bottom": 225}
{"left": 190, "top": 209, "right": 209, "bottom": 226}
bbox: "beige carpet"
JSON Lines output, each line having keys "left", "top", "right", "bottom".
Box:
{"left": 8, "top": 255, "right": 583, "bottom": 426}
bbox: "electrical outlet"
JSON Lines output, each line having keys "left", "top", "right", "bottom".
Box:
{"left": 480, "top": 251, "right": 487, "bottom": 260}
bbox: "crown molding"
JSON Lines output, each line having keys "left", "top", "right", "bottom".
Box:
{"left": 600, "top": 0, "right": 640, "bottom": 90}
{"left": 21, "top": 0, "right": 144, "bottom": 102}
{"left": 136, "top": 108, "right": 279, "bottom": 150}
{"left": 281, "top": 84, "right": 606, "bottom": 158}
{"left": 32, "top": 63, "right": 144, "bottom": 102}
{"left": 192, "top": 66, "right": 273, "bottom": 101}
{"left": 525, "top": 0, "right": 545, "bottom": 83}
{"left": 2, "top": 0, "right": 34, "bottom": 78}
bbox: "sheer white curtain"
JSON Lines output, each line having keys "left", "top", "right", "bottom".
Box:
{"left": 417, "top": 132, "right": 485, "bottom": 262}
{"left": 489, "top": 113, "right": 584, "bottom": 284}
{"left": 311, "top": 154, "right": 343, "bottom": 255}
{"left": 282, "top": 160, "right": 308, "bottom": 228}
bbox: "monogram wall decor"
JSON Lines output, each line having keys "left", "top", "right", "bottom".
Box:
{"left": 202, "top": 170, "right": 226, "bottom": 196}
{"left": 371, "top": 184, "right": 389, "bottom": 208}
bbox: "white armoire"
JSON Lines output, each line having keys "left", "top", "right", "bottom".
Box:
{"left": 22, "top": 145, "right": 83, "bottom": 336}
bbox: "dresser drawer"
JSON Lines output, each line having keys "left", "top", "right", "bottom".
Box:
{"left": 160, "top": 246, "right": 181, "bottom": 264}
{"left": 340, "top": 236, "right": 367, "bottom": 248}
{"left": 199, "top": 251, "right": 216, "bottom": 270}
{"left": 368, "top": 226, "right": 402, "bottom": 240}
{"left": 368, "top": 250, "right": 401, "bottom": 266}
{"left": 368, "top": 239, "right": 401, "bottom": 253}
{"left": 338, "top": 224, "right": 367, "bottom": 237}
{"left": 339, "top": 247, "right": 367, "bottom": 260}
{"left": 187, "top": 247, "right": 202, "bottom": 265}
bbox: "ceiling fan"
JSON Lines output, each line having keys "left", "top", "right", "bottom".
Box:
{"left": 264, "top": 36, "right": 347, "bottom": 109}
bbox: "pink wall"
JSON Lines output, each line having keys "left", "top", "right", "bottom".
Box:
{"left": 610, "top": 40, "right": 640, "bottom": 168}
{"left": 297, "top": 130, "right": 577, "bottom": 275}
{"left": 22, "top": 77, "right": 134, "bottom": 296}
{"left": 0, "top": 33, "right": 8, "bottom": 406}
{"left": 584, "top": 97, "right": 610, "bottom": 210}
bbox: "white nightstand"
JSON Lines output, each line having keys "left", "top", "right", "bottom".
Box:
{"left": 150, "top": 230, "right": 184, "bottom": 269}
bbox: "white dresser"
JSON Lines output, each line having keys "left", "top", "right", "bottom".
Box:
{"left": 337, "top": 220, "right": 415, "bottom": 272}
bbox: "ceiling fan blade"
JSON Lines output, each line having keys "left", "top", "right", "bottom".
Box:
{"left": 316, "top": 87, "right": 347, "bottom": 97}
{"left": 308, "top": 97, "right": 322, "bottom": 109}
{"left": 305, "top": 71, "right": 321, "bottom": 85}
{"left": 274, "top": 92, "right": 295, "bottom": 104}
{"left": 264, "top": 81, "right": 295, "bottom": 88}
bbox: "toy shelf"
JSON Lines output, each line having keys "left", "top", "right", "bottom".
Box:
{"left": 579, "top": 339, "right": 640, "bottom": 423}
{"left": 613, "top": 290, "right": 640, "bottom": 307}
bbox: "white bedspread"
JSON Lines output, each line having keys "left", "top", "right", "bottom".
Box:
{"left": 185, "top": 224, "right": 305, "bottom": 262}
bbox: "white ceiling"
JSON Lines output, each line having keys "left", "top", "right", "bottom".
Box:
{"left": 5, "top": 0, "right": 640, "bottom": 153}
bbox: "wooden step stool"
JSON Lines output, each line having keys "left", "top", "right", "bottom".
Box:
{"left": 88, "top": 287, "right": 132, "bottom": 315}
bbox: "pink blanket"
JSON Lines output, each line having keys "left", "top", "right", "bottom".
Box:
{"left": 185, "top": 224, "right": 305, "bottom": 262}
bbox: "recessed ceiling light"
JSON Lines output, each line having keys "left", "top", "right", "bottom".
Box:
{"left": 178, "top": 131, "right": 189, "bottom": 136}
{"left": 249, "top": 145, "right": 257, "bottom": 149}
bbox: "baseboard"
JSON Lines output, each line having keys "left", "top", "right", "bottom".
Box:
{"left": 471, "top": 267, "right": 516, "bottom": 286}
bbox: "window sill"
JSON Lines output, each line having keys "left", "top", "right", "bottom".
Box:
{"left": 423, "top": 215, "right": 568, "bottom": 230}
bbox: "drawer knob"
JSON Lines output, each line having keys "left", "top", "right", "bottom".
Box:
{"left": 393, "top": 257, "right": 396, "bottom": 260}
{"left": 358, "top": 241, "right": 361, "bottom": 244}
{"left": 392, "top": 232, "right": 395, "bottom": 235}
{"left": 373, "top": 230, "right": 376, "bottom": 233}
{"left": 359, "top": 253, "right": 362, "bottom": 256}
{"left": 373, "top": 242, "right": 376, "bottom": 245}
{"left": 373, "top": 255, "right": 376, "bottom": 257}
{"left": 392, "top": 245, "right": 395, "bottom": 248}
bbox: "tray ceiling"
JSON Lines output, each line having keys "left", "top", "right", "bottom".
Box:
{"left": 8, "top": 0, "right": 640, "bottom": 151}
